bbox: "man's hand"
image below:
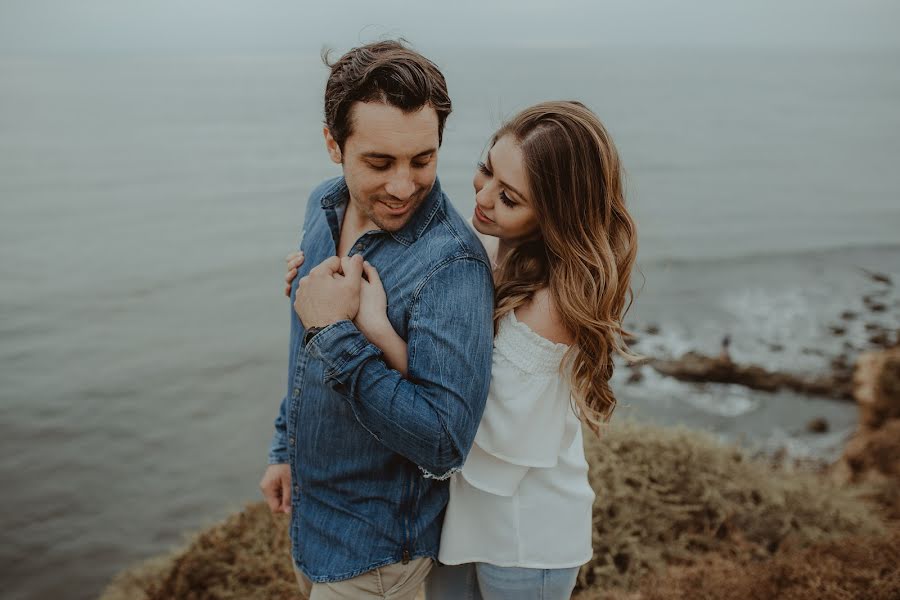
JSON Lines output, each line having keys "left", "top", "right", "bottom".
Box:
{"left": 294, "top": 255, "right": 364, "bottom": 329}
{"left": 259, "top": 464, "right": 292, "bottom": 514}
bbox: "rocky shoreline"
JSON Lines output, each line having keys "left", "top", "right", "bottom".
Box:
{"left": 623, "top": 268, "right": 897, "bottom": 412}
{"left": 100, "top": 347, "right": 900, "bottom": 600}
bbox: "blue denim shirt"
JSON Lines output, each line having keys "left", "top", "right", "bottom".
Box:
{"left": 268, "top": 176, "right": 495, "bottom": 583}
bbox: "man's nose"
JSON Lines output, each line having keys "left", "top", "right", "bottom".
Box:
{"left": 385, "top": 169, "right": 415, "bottom": 200}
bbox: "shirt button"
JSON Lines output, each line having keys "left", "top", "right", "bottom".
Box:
{"left": 289, "top": 437, "right": 295, "bottom": 446}
{"left": 354, "top": 243, "right": 364, "bottom": 252}
{"left": 292, "top": 388, "right": 300, "bottom": 398}
{"left": 293, "top": 485, "right": 299, "bottom": 493}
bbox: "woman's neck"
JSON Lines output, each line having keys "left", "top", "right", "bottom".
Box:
{"left": 495, "top": 239, "right": 514, "bottom": 268}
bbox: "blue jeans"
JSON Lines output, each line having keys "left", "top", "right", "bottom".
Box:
{"left": 425, "top": 562, "right": 579, "bottom": 600}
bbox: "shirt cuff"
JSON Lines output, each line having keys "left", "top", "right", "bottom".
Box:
{"left": 306, "top": 320, "right": 377, "bottom": 376}
{"left": 267, "top": 451, "right": 289, "bottom": 465}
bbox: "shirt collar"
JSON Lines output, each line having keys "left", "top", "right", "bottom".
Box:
{"left": 319, "top": 176, "right": 444, "bottom": 246}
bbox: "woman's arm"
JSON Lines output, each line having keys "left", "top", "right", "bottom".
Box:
{"left": 283, "top": 252, "right": 409, "bottom": 376}
{"left": 356, "top": 262, "right": 409, "bottom": 376}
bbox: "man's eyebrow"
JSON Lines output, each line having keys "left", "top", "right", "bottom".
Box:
{"left": 486, "top": 149, "right": 527, "bottom": 202}
{"left": 361, "top": 148, "right": 437, "bottom": 160}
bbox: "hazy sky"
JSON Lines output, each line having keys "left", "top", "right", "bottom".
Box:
{"left": 2, "top": 0, "right": 899, "bottom": 55}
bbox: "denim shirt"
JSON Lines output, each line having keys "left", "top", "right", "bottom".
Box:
{"left": 268, "top": 176, "right": 495, "bottom": 582}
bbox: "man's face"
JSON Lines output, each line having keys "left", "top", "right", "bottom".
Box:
{"left": 326, "top": 101, "right": 439, "bottom": 232}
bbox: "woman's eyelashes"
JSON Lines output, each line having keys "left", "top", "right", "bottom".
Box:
{"left": 477, "top": 162, "right": 517, "bottom": 208}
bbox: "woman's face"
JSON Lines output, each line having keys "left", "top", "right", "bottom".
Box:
{"left": 472, "top": 134, "right": 540, "bottom": 243}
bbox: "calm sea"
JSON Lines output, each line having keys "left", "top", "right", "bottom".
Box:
{"left": 1, "top": 47, "right": 899, "bottom": 599}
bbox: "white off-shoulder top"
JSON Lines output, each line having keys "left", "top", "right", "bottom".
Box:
{"left": 438, "top": 310, "right": 595, "bottom": 568}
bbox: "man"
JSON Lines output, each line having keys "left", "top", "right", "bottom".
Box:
{"left": 259, "top": 41, "right": 495, "bottom": 599}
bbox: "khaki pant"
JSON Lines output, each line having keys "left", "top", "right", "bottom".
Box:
{"left": 292, "top": 557, "right": 432, "bottom": 600}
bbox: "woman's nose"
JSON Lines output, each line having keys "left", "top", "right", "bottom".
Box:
{"left": 475, "top": 184, "right": 493, "bottom": 209}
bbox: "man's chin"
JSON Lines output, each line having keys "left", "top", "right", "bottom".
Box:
{"left": 372, "top": 213, "right": 413, "bottom": 233}
{"left": 371, "top": 198, "right": 423, "bottom": 231}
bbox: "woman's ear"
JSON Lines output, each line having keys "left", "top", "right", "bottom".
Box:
{"left": 323, "top": 127, "right": 343, "bottom": 164}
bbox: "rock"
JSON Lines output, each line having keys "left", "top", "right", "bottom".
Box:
{"left": 869, "top": 332, "right": 891, "bottom": 347}
{"left": 830, "top": 355, "right": 850, "bottom": 371}
{"left": 853, "top": 348, "right": 900, "bottom": 428}
{"left": 828, "top": 325, "right": 846, "bottom": 336}
{"left": 645, "top": 324, "right": 660, "bottom": 335}
{"left": 648, "top": 352, "right": 854, "bottom": 400}
{"left": 626, "top": 369, "right": 644, "bottom": 384}
{"left": 860, "top": 269, "right": 893, "bottom": 286}
{"left": 840, "top": 310, "right": 858, "bottom": 320}
{"left": 863, "top": 294, "right": 888, "bottom": 312}
{"left": 806, "top": 417, "right": 829, "bottom": 433}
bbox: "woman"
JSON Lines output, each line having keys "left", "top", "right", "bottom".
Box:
{"left": 285, "top": 101, "right": 638, "bottom": 599}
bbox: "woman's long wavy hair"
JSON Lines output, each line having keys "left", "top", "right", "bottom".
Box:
{"left": 491, "top": 101, "right": 639, "bottom": 435}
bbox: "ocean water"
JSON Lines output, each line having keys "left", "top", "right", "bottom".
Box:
{"left": 1, "top": 47, "right": 899, "bottom": 599}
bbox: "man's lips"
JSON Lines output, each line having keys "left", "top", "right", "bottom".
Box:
{"left": 474, "top": 205, "right": 494, "bottom": 224}
{"left": 378, "top": 199, "right": 411, "bottom": 216}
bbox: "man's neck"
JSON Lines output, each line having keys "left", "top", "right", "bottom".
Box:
{"left": 337, "top": 197, "right": 378, "bottom": 257}
{"left": 343, "top": 197, "right": 377, "bottom": 236}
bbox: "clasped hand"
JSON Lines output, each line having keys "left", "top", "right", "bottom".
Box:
{"left": 293, "top": 254, "right": 389, "bottom": 340}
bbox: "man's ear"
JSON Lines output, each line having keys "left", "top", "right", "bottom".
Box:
{"left": 323, "top": 127, "right": 342, "bottom": 165}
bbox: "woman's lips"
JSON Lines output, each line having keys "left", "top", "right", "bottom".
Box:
{"left": 474, "top": 205, "right": 494, "bottom": 224}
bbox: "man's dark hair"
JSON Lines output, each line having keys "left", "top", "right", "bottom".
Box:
{"left": 322, "top": 40, "right": 452, "bottom": 150}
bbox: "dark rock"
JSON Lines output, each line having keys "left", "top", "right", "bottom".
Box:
{"left": 648, "top": 351, "right": 854, "bottom": 400}
{"left": 828, "top": 325, "right": 846, "bottom": 336}
{"left": 830, "top": 355, "right": 850, "bottom": 371}
{"left": 807, "top": 417, "right": 829, "bottom": 433}
{"left": 645, "top": 324, "right": 660, "bottom": 335}
{"left": 840, "top": 311, "right": 858, "bottom": 320}
{"left": 869, "top": 332, "right": 891, "bottom": 347}
{"left": 860, "top": 269, "right": 893, "bottom": 286}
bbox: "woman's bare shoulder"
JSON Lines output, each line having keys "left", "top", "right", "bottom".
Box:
{"left": 514, "top": 288, "right": 575, "bottom": 346}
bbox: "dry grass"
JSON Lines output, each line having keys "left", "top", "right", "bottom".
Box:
{"left": 100, "top": 421, "right": 891, "bottom": 600}
{"left": 574, "top": 528, "right": 900, "bottom": 600}
{"left": 100, "top": 503, "right": 296, "bottom": 600}
{"left": 576, "top": 421, "right": 885, "bottom": 592}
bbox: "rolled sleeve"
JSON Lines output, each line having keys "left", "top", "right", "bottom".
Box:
{"left": 307, "top": 320, "right": 378, "bottom": 377}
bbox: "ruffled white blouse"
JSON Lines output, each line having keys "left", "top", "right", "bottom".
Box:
{"left": 438, "top": 310, "right": 595, "bottom": 568}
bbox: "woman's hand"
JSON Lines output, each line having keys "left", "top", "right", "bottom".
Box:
{"left": 284, "top": 251, "right": 304, "bottom": 297}
{"left": 355, "top": 261, "right": 391, "bottom": 342}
